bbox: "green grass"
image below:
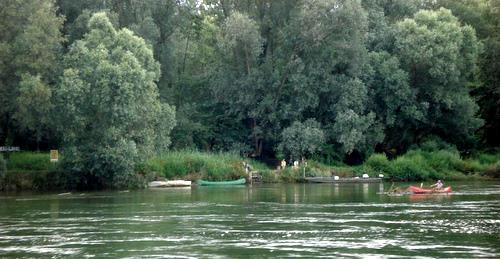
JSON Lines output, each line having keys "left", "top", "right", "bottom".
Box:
{"left": 143, "top": 150, "right": 247, "bottom": 181}
{"left": 0, "top": 152, "right": 68, "bottom": 191}
{"left": 298, "top": 160, "right": 354, "bottom": 177}
{"left": 6, "top": 152, "right": 57, "bottom": 171}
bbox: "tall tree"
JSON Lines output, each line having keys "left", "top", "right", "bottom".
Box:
{"left": 364, "top": 51, "right": 421, "bottom": 152}
{"left": 394, "top": 8, "right": 483, "bottom": 148}
{"left": 14, "top": 74, "right": 53, "bottom": 151}
{"left": 288, "top": 0, "right": 376, "bottom": 158}
{"left": 0, "top": 0, "right": 64, "bottom": 147}
{"left": 475, "top": 0, "right": 500, "bottom": 147}
{"left": 54, "top": 13, "right": 175, "bottom": 188}
{"left": 212, "top": 11, "right": 265, "bottom": 155}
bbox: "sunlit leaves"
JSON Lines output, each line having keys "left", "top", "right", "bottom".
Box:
{"left": 55, "top": 13, "right": 175, "bottom": 188}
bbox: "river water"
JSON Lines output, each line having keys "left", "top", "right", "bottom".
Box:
{"left": 0, "top": 182, "right": 499, "bottom": 258}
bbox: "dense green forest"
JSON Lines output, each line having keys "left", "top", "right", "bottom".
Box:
{"left": 0, "top": 0, "right": 498, "bottom": 188}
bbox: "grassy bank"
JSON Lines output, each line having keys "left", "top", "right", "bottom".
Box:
{"left": 1, "top": 149, "right": 498, "bottom": 191}
{"left": 362, "top": 150, "right": 499, "bottom": 181}
{"left": 0, "top": 152, "right": 68, "bottom": 191}
{"left": 141, "top": 151, "right": 247, "bottom": 181}
{"left": 260, "top": 149, "right": 499, "bottom": 182}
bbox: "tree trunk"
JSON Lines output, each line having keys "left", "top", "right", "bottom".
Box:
{"left": 220, "top": 0, "right": 230, "bottom": 18}
{"left": 245, "top": 47, "right": 251, "bottom": 75}
{"left": 251, "top": 118, "right": 261, "bottom": 157}
{"left": 181, "top": 34, "right": 190, "bottom": 74}
{"left": 36, "top": 129, "right": 41, "bottom": 152}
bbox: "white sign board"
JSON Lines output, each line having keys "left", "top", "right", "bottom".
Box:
{"left": 0, "top": 146, "right": 20, "bottom": 152}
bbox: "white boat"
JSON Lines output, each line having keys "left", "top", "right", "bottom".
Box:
{"left": 148, "top": 180, "right": 192, "bottom": 188}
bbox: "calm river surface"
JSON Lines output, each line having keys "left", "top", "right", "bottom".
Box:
{"left": 1, "top": 181, "right": 499, "bottom": 258}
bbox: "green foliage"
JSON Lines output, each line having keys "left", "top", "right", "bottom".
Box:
{"left": 278, "top": 119, "right": 325, "bottom": 161}
{"left": 477, "top": 153, "right": 500, "bottom": 165}
{"left": 394, "top": 8, "right": 483, "bottom": 147}
{"left": 66, "top": 9, "right": 120, "bottom": 45}
{"left": 279, "top": 167, "right": 305, "bottom": 183}
{"left": 54, "top": 12, "right": 175, "bottom": 189}
{"left": 363, "top": 148, "right": 500, "bottom": 181}
{"left": 259, "top": 169, "right": 279, "bottom": 183}
{"left": 332, "top": 78, "right": 381, "bottom": 155}
{"left": 144, "top": 151, "right": 246, "bottom": 181}
{"left": 388, "top": 154, "right": 431, "bottom": 181}
{"left": 219, "top": 12, "right": 262, "bottom": 74}
{"left": 1, "top": 0, "right": 498, "bottom": 191}
{"left": 7, "top": 152, "right": 56, "bottom": 171}
{"left": 14, "top": 74, "right": 53, "bottom": 150}
{"left": 415, "top": 136, "right": 457, "bottom": 152}
{"left": 365, "top": 154, "right": 390, "bottom": 174}
{"left": 130, "top": 17, "right": 160, "bottom": 45}
{"left": 0, "top": 0, "right": 64, "bottom": 148}
{"left": 155, "top": 103, "right": 177, "bottom": 153}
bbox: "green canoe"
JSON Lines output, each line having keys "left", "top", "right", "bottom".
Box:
{"left": 197, "top": 178, "right": 246, "bottom": 186}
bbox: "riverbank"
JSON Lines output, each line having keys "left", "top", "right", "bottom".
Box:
{"left": 1, "top": 149, "right": 498, "bottom": 191}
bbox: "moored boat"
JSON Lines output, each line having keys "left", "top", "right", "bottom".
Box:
{"left": 197, "top": 178, "right": 246, "bottom": 186}
{"left": 148, "top": 180, "right": 191, "bottom": 188}
{"left": 408, "top": 185, "right": 452, "bottom": 194}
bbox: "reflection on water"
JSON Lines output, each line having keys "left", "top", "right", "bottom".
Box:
{"left": 0, "top": 182, "right": 499, "bottom": 258}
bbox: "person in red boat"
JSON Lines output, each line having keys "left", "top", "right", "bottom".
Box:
{"left": 430, "top": 180, "right": 444, "bottom": 190}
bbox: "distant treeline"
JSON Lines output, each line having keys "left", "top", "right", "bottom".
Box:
{"left": 0, "top": 0, "right": 498, "bottom": 188}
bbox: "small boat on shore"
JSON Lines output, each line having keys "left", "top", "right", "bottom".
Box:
{"left": 305, "top": 177, "right": 382, "bottom": 183}
{"left": 408, "top": 185, "right": 452, "bottom": 194}
{"left": 148, "top": 180, "right": 191, "bottom": 188}
{"left": 197, "top": 178, "right": 246, "bottom": 186}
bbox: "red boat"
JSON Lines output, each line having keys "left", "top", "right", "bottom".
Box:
{"left": 408, "top": 185, "right": 452, "bottom": 194}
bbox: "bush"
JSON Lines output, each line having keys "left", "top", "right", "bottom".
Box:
{"left": 477, "top": 153, "right": 500, "bottom": 164}
{"left": 390, "top": 154, "right": 431, "bottom": 181}
{"left": 260, "top": 169, "right": 279, "bottom": 183}
{"left": 417, "top": 136, "right": 456, "bottom": 152}
{"left": 365, "top": 153, "right": 390, "bottom": 174}
{"left": 361, "top": 148, "right": 500, "bottom": 181}
{"left": 61, "top": 139, "right": 142, "bottom": 189}
{"left": 279, "top": 167, "right": 305, "bottom": 183}
{"left": 425, "top": 150, "right": 463, "bottom": 173}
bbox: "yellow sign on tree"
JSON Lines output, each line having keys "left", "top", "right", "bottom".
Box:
{"left": 50, "top": 150, "right": 58, "bottom": 162}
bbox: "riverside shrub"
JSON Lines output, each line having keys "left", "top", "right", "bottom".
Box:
{"left": 364, "top": 149, "right": 500, "bottom": 181}
{"left": 365, "top": 154, "right": 390, "bottom": 174}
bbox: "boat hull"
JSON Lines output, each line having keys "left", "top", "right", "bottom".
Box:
{"left": 197, "top": 178, "right": 246, "bottom": 186}
{"left": 148, "top": 180, "right": 191, "bottom": 188}
{"left": 408, "top": 185, "right": 452, "bottom": 194}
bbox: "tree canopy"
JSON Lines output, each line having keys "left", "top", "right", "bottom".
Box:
{"left": 54, "top": 12, "right": 175, "bottom": 188}
{"left": 1, "top": 0, "right": 498, "bottom": 168}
